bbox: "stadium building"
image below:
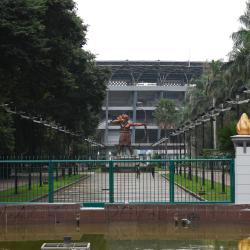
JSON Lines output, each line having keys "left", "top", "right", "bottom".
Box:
{"left": 96, "top": 60, "right": 205, "bottom": 150}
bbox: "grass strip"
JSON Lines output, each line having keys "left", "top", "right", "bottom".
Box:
{"left": 0, "top": 174, "right": 84, "bottom": 202}
{"left": 163, "top": 173, "right": 231, "bottom": 202}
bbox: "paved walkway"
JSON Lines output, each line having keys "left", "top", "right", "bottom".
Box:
{"left": 49, "top": 171, "right": 198, "bottom": 203}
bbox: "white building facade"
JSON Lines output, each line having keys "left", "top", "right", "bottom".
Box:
{"left": 96, "top": 60, "right": 205, "bottom": 149}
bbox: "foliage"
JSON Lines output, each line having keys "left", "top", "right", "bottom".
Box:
{"left": 0, "top": 173, "right": 84, "bottom": 202}
{"left": 0, "top": 110, "right": 15, "bottom": 154}
{"left": 184, "top": 73, "right": 210, "bottom": 120}
{"left": 180, "top": 1, "right": 250, "bottom": 158}
{"left": 218, "top": 121, "right": 237, "bottom": 154}
{"left": 0, "top": 0, "right": 110, "bottom": 155}
{"left": 184, "top": 60, "right": 227, "bottom": 122}
{"left": 164, "top": 172, "right": 231, "bottom": 202}
{"left": 201, "top": 149, "right": 232, "bottom": 158}
{"left": 153, "top": 98, "right": 177, "bottom": 136}
{"left": 227, "top": 0, "right": 250, "bottom": 92}
{"left": 151, "top": 153, "right": 161, "bottom": 159}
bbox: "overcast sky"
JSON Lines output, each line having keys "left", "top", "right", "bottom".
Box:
{"left": 75, "top": 0, "right": 247, "bottom": 62}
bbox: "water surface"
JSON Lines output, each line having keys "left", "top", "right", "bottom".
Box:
{"left": 0, "top": 222, "right": 249, "bottom": 249}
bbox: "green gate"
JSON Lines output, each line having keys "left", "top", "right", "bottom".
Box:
{"left": 0, "top": 158, "right": 234, "bottom": 205}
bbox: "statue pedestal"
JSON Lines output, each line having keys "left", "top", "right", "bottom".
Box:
{"left": 231, "top": 135, "right": 250, "bottom": 204}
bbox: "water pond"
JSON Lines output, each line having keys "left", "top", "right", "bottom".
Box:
{"left": 0, "top": 222, "right": 250, "bottom": 249}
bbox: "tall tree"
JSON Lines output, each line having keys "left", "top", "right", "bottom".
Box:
{"left": 205, "top": 60, "right": 228, "bottom": 104}
{"left": 0, "top": 0, "right": 109, "bottom": 155}
{"left": 153, "top": 98, "right": 177, "bottom": 137}
{"left": 184, "top": 68, "right": 210, "bottom": 122}
{"left": 227, "top": 0, "right": 250, "bottom": 92}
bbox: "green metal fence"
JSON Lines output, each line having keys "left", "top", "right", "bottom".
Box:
{"left": 0, "top": 158, "right": 234, "bottom": 205}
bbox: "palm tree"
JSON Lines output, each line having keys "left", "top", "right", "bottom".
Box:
{"left": 153, "top": 98, "right": 177, "bottom": 137}
{"left": 184, "top": 74, "right": 210, "bottom": 120}
{"left": 205, "top": 60, "right": 228, "bottom": 104}
{"left": 227, "top": 1, "right": 250, "bottom": 92}
{"left": 231, "top": 1, "right": 250, "bottom": 55}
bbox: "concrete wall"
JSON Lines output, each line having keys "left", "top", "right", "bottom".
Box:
{"left": 1, "top": 204, "right": 250, "bottom": 225}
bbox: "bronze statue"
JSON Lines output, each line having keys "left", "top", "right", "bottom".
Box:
{"left": 111, "top": 114, "right": 147, "bottom": 155}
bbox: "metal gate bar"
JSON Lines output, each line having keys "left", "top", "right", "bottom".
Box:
{"left": 0, "top": 158, "right": 234, "bottom": 205}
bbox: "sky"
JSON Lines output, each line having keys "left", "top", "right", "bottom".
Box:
{"left": 75, "top": 0, "right": 247, "bottom": 62}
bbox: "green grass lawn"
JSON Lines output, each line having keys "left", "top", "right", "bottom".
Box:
{"left": 163, "top": 173, "right": 231, "bottom": 202}
{"left": 0, "top": 174, "right": 86, "bottom": 202}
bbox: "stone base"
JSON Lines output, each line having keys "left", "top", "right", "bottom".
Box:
{"left": 231, "top": 135, "right": 250, "bottom": 204}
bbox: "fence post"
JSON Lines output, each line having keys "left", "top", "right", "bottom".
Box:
{"left": 221, "top": 164, "right": 225, "bottom": 193}
{"left": 230, "top": 159, "right": 235, "bottom": 203}
{"left": 169, "top": 160, "right": 175, "bottom": 203}
{"left": 39, "top": 165, "right": 42, "bottom": 187}
{"left": 14, "top": 165, "right": 18, "bottom": 194}
{"left": 28, "top": 165, "right": 32, "bottom": 190}
{"left": 109, "top": 160, "right": 114, "bottom": 203}
{"left": 48, "top": 160, "right": 54, "bottom": 203}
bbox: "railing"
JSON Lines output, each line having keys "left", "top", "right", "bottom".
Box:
{"left": 0, "top": 159, "right": 234, "bottom": 205}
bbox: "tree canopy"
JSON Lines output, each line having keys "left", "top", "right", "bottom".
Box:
{"left": 0, "top": 0, "right": 109, "bottom": 155}
{"left": 180, "top": 0, "right": 250, "bottom": 156}
{"left": 153, "top": 98, "right": 177, "bottom": 136}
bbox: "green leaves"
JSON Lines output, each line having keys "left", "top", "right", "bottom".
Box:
{"left": 153, "top": 98, "right": 177, "bottom": 134}
{"left": 0, "top": 0, "right": 109, "bottom": 155}
{"left": 0, "top": 111, "right": 15, "bottom": 154}
{"left": 218, "top": 121, "right": 237, "bottom": 153}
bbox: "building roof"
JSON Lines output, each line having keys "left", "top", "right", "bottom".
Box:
{"left": 96, "top": 60, "right": 206, "bottom": 86}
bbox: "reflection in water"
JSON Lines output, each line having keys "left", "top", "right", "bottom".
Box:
{"left": 238, "top": 238, "right": 250, "bottom": 250}
{"left": 0, "top": 222, "right": 249, "bottom": 250}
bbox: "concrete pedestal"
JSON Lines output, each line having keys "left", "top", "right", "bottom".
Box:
{"left": 232, "top": 135, "right": 250, "bottom": 204}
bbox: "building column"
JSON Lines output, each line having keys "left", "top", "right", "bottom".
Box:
{"left": 157, "top": 91, "right": 164, "bottom": 140}
{"left": 157, "top": 129, "right": 161, "bottom": 140}
{"left": 104, "top": 89, "right": 109, "bottom": 145}
{"left": 132, "top": 91, "right": 137, "bottom": 144}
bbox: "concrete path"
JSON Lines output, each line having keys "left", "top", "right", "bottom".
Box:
{"left": 51, "top": 171, "right": 198, "bottom": 203}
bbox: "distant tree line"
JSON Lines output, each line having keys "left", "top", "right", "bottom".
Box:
{"left": 0, "top": 0, "right": 110, "bottom": 156}
{"left": 182, "top": 0, "right": 250, "bottom": 155}
{"left": 153, "top": 1, "right": 250, "bottom": 156}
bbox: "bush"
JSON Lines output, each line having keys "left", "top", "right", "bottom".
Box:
{"left": 218, "top": 121, "right": 237, "bottom": 156}
{"left": 202, "top": 148, "right": 232, "bottom": 158}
